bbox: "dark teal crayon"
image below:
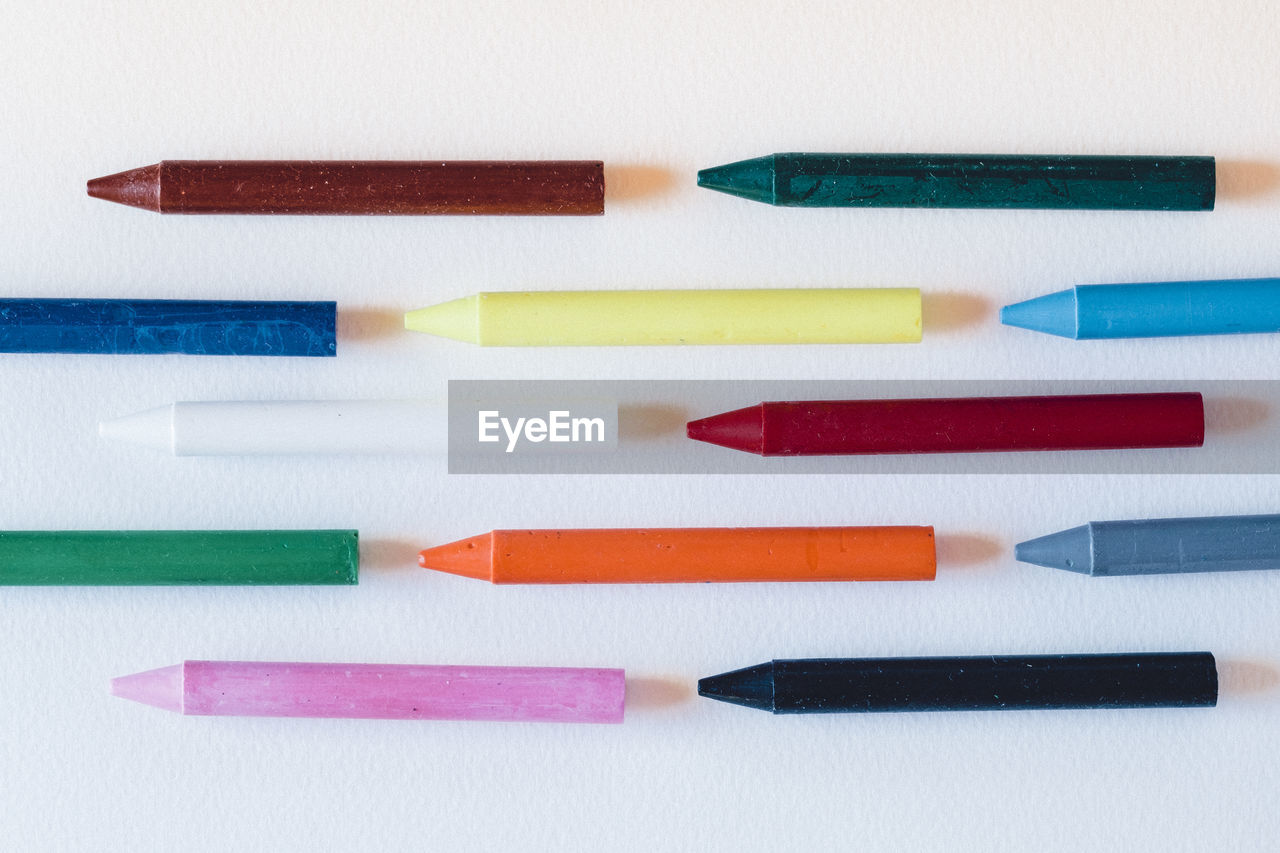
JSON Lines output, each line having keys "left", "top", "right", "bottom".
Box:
{"left": 697, "top": 153, "right": 1215, "bottom": 211}
{"left": 0, "top": 298, "right": 336, "bottom": 356}
{"left": 1017, "top": 514, "right": 1280, "bottom": 576}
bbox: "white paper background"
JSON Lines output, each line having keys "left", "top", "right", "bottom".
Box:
{"left": 2, "top": 1, "right": 1279, "bottom": 850}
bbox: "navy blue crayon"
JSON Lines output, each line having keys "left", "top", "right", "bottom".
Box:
{"left": 1017, "top": 513, "right": 1280, "bottom": 576}
{"left": 0, "top": 298, "right": 335, "bottom": 356}
{"left": 1002, "top": 278, "right": 1280, "bottom": 339}
{"left": 698, "top": 653, "right": 1218, "bottom": 713}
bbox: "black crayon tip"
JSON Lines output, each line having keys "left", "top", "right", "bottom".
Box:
{"left": 697, "top": 662, "right": 776, "bottom": 711}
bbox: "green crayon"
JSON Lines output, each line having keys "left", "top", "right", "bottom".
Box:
{"left": 0, "top": 530, "right": 358, "bottom": 585}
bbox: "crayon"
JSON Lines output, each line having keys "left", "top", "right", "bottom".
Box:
{"left": 100, "top": 401, "right": 449, "bottom": 456}
{"left": 0, "top": 530, "right": 357, "bottom": 585}
{"left": 1002, "top": 278, "right": 1280, "bottom": 339}
{"left": 403, "top": 288, "right": 922, "bottom": 346}
{"left": 0, "top": 298, "right": 335, "bottom": 357}
{"left": 698, "top": 653, "right": 1218, "bottom": 713}
{"left": 1016, "top": 514, "right": 1280, "bottom": 576}
{"left": 697, "top": 153, "right": 1214, "bottom": 210}
{"left": 418, "top": 526, "right": 936, "bottom": 583}
{"left": 112, "top": 661, "right": 625, "bottom": 723}
{"left": 87, "top": 160, "right": 605, "bottom": 215}
{"left": 686, "top": 393, "right": 1204, "bottom": 456}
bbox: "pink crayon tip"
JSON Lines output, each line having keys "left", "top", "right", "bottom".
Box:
{"left": 110, "top": 664, "right": 184, "bottom": 713}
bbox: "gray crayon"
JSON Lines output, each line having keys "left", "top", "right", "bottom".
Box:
{"left": 1016, "top": 514, "right": 1280, "bottom": 576}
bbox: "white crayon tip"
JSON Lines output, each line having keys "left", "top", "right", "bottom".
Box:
{"left": 99, "top": 405, "right": 175, "bottom": 452}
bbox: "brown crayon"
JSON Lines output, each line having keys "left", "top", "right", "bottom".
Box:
{"left": 87, "top": 160, "right": 605, "bottom": 215}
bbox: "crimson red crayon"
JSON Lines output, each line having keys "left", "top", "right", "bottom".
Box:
{"left": 686, "top": 393, "right": 1204, "bottom": 456}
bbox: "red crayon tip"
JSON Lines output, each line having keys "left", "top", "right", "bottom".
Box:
{"left": 417, "top": 534, "right": 493, "bottom": 581}
{"left": 686, "top": 405, "right": 765, "bottom": 455}
{"left": 87, "top": 164, "right": 162, "bottom": 211}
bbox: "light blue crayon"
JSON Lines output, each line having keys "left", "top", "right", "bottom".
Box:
{"left": 1001, "top": 278, "right": 1280, "bottom": 339}
{"left": 1016, "top": 514, "right": 1280, "bottom": 576}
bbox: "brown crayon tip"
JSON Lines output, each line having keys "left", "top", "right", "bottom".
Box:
{"left": 417, "top": 533, "right": 493, "bottom": 581}
{"left": 87, "top": 164, "right": 162, "bottom": 211}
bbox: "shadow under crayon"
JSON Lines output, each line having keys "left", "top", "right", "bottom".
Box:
{"left": 605, "top": 166, "right": 680, "bottom": 203}
{"left": 1216, "top": 161, "right": 1280, "bottom": 201}
{"left": 357, "top": 539, "right": 422, "bottom": 575}
{"left": 1203, "top": 396, "right": 1270, "bottom": 434}
{"left": 619, "top": 404, "right": 691, "bottom": 441}
{"left": 626, "top": 676, "right": 694, "bottom": 710}
{"left": 921, "top": 292, "right": 992, "bottom": 333}
{"left": 1217, "top": 660, "right": 1280, "bottom": 696}
{"left": 338, "top": 308, "right": 404, "bottom": 343}
{"left": 935, "top": 533, "right": 1003, "bottom": 569}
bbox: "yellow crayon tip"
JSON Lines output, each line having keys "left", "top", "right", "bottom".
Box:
{"left": 404, "top": 296, "right": 481, "bottom": 343}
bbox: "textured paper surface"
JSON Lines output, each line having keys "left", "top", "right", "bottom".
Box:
{"left": 2, "top": 1, "right": 1279, "bottom": 850}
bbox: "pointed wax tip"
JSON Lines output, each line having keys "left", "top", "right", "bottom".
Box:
{"left": 417, "top": 533, "right": 493, "bottom": 581}
{"left": 697, "top": 663, "right": 775, "bottom": 711}
{"left": 1000, "top": 288, "right": 1080, "bottom": 338}
{"left": 403, "top": 296, "right": 480, "bottom": 343}
{"left": 686, "top": 405, "right": 765, "bottom": 455}
{"left": 87, "top": 164, "right": 162, "bottom": 211}
{"left": 98, "top": 405, "right": 174, "bottom": 452}
{"left": 111, "top": 664, "right": 184, "bottom": 713}
{"left": 696, "top": 156, "right": 776, "bottom": 204}
{"left": 1014, "top": 525, "right": 1094, "bottom": 574}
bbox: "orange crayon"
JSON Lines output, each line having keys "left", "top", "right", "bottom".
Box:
{"left": 417, "top": 527, "right": 936, "bottom": 584}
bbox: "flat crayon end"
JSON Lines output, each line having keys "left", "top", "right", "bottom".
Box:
{"left": 417, "top": 533, "right": 494, "bottom": 581}
{"left": 404, "top": 296, "right": 480, "bottom": 343}
{"left": 1014, "top": 524, "right": 1095, "bottom": 575}
{"left": 697, "top": 156, "right": 776, "bottom": 205}
{"left": 686, "top": 405, "right": 765, "bottom": 455}
{"left": 697, "top": 662, "right": 775, "bottom": 711}
{"left": 1001, "top": 288, "right": 1080, "bottom": 339}
{"left": 111, "top": 664, "right": 184, "bottom": 713}
{"left": 87, "top": 164, "right": 162, "bottom": 212}
{"left": 99, "top": 405, "right": 175, "bottom": 453}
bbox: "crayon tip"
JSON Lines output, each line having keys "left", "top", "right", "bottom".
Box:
{"left": 417, "top": 534, "right": 494, "bottom": 581}
{"left": 686, "top": 405, "right": 765, "bottom": 454}
{"left": 404, "top": 296, "right": 480, "bottom": 343}
{"left": 111, "top": 664, "right": 184, "bottom": 712}
{"left": 1014, "top": 524, "right": 1094, "bottom": 574}
{"left": 99, "top": 405, "right": 175, "bottom": 452}
{"left": 696, "top": 156, "right": 776, "bottom": 205}
{"left": 1000, "top": 288, "right": 1080, "bottom": 339}
{"left": 697, "top": 662, "right": 775, "bottom": 711}
{"left": 86, "top": 164, "right": 162, "bottom": 212}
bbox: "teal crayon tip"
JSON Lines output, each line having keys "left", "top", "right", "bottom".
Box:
{"left": 697, "top": 156, "right": 776, "bottom": 205}
{"left": 1001, "top": 288, "right": 1080, "bottom": 338}
{"left": 1014, "top": 524, "right": 1094, "bottom": 574}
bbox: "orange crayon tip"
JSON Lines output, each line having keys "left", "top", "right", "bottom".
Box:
{"left": 417, "top": 533, "right": 494, "bottom": 581}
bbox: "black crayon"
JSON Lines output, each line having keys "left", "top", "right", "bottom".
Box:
{"left": 698, "top": 653, "right": 1218, "bottom": 713}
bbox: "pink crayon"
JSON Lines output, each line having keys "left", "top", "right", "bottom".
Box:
{"left": 111, "top": 661, "right": 626, "bottom": 724}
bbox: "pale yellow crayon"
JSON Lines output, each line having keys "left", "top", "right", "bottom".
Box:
{"left": 403, "top": 288, "right": 922, "bottom": 346}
